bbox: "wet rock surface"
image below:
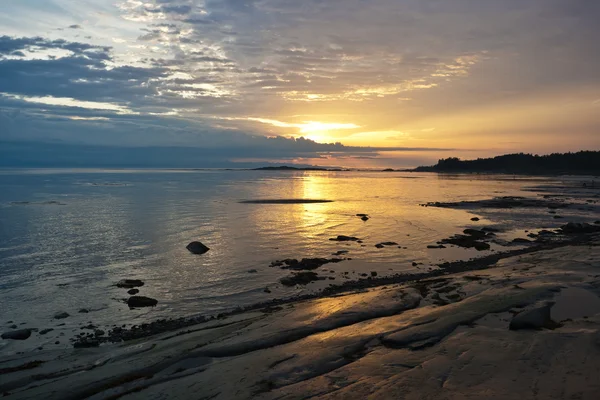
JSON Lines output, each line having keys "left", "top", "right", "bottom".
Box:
{"left": 5, "top": 243, "right": 600, "bottom": 400}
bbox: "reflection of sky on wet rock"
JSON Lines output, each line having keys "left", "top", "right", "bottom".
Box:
{"left": 1, "top": 169, "right": 599, "bottom": 352}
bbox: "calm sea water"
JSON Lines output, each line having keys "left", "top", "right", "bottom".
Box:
{"left": 0, "top": 169, "right": 595, "bottom": 352}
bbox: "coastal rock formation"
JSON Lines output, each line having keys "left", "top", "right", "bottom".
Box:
{"left": 127, "top": 296, "right": 158, "bottom": 308}
{"left": 127, "top": 289, "right": 139, "bottom": 295}
{"left": 186, "top": 241, "right": 210, "bottom": 255}
{"left": 3, "top": 244, "right": 600, "bottom": 399}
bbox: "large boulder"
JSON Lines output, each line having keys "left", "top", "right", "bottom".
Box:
{"left": 127, "top": 296, "right": 158, "bottom": 308}
{"left": 509, "top": 303, "right": 558, "bottom": 330}
{"left": 186, "top": 241, "right": 210, "bottom": 255}
{"left": 1, "top": 329, "right": 32, "bottom": 340}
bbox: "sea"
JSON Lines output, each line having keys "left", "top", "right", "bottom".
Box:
{"left": 0, "top": 169, "right": 597, "bottom": 353}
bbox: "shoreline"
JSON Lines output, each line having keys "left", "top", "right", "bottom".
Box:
{"left": 2, "top": 234, "right": 600, "bottom": 399}
{"left": 67, "top": 227, "right": 600, "bottom": 347}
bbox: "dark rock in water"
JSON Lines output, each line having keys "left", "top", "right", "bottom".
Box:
{"left": 279, "top": 258, "right": 344, "bottom": 271}
{"left": 356, "top": 214, "right": 368, "bottom": 217}
{"left": 380, "top": 242, "right": 398, "bottom": 246}
{"left": 481, "top": 227, "right": 500, "bottom": 233}
{"left": 371, "top": 271, "right": 378, "bottom": 277}
{"left": 127, "top": 296, "right": 158, "bottom": 308}
{"left": 264, "top": 287, "right": 271, "bottom": 293}
{"left": 329, "top": 235, "right": 360, "bottom": 242}
{"left": 186, "top": 241, "right": 210, "bottom": 255}
{"left": 39, "top": 328, "right": 54, "bottom": 335}
{"left": 127, "top": 289, "right": 139, "bottom": 295}
{"left": 10, "top": 324, "right": 17, "bottom": 329}
{"left": 73, "top": 340, "right": 100, "bottom": 348}
{"left": 560, "top": 222, "right": 600, "bottom": 234}
{"left": 280, "top": 272, "right": 321, "bottom": 286}
{"left": 553, "top": 215, "right": 563, "bottom": 219}
{"left": 78, "top": 308, "right": 89, "bottom": 313}
{"left": 427, "top": 245, "right": 446, "bottom": 249}
{"left": 361, "top": 216, "right": 369, "bottom": 221}
{"left": 463, "top": 229, "right": 487, "bottom": 239}
{"left": 116, "top": 279, "right": 144, "bottom": 289}
{"left": 512, "top": 238, "right": 532, "bottom": 244}
{"left": 2, "top": 329, "right": 32, "bottom": 340}
{"left": 471, "top": 217, "right": 480, "bottom": 221}
{"left": 53, "top": 312, "right": 70, "bottom": 320}
{"left": 332, "top": 250, "right": 349, "bottom": 256}
{"left": 509, "top": 303, "right": 559, "bottom": 330}
{"left": 412, "top": 262, "right": 419, "bottom": 267}
{"left": 527, "top": 233, "right": 538, "bottom": 238}
{"left": 247, "top": 269, "right": 258, "bottom": 274}
{"left": 441, "top": 235, "right": 490, "bottom": 251}
{"left": 375, "top": 244, "right": 385, "bottom": 249}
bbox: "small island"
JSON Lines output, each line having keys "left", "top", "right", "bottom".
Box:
{"left": 414, "top": 151, "right": 600, "bottom": 175}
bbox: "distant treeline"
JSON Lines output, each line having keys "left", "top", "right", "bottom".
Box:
{"left": 414, "top": 151, "right": 600, "bottom": 175}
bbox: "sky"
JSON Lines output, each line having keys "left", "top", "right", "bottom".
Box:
{"left": 0, "top": 0, "right": 599, "bottom": 168}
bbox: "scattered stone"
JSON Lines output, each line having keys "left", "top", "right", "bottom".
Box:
{"left": 280, "top": 272, "right": 321, "bottom": 286}
{"left": 39, "top": 329, "right": 54, "bottom": 335}
{"left": 380, "top": 242, "right": 398, "bottom": 246}
{"left": 1, "top": 329, "right": 32, "bottom": 341}
{"left": 371, "top": 271, "right": 378, "bottom": 277}
{"left": 412, "top": 262, "right": 419, "bottom": 267}
{"left": 127, "top": 296, "right": 158, "bottom": 308}
{"left": 361, "top": 216, "right": 369, "bottom": 221}
{"left": 78, "top": 309, "right": 89, "bottom": 314}
{"left": 186, "top": 241, "right": 210, "bottom": 255}
{"left": 264, "top": 288, "right": 271, "bottom": 293}
{"left": 247, "top": 269, "right": 258, "bottom": 274}
{"left": 509, "top": 303, "right": 559, "bottom": 330}
{"left": 427, "top": 245, "right": 446, "bottom": 249}
{"left": 356, "top": 214, "right": 368, "bottom": 217}
{"left": 10, "top": 324, "right": 17, "bottom": 329}
{"left": 116, "top": 279, "right": 144, "bottom": 289}
{"left": 471, "top": 217, "right": 480, "bottom": 221}
{"left": 512, "top": 238, "right": 532, "bottom": 244}
{"left": 332, "top": 250, "right": 349, "bottom": 256}
{"left": 94, "top": 329, "right": 105, "bottom": 337}
{"left": 55, "top": 341, "right": 60, "bottom": 345}
{"left": 329, "top": 235, "right": 360, "bottom": 242}
{"left": 375, "top": 244, "right": 385, "bottom": 249}
{"left": 53, "top": 312, "right": 70, "bottom": 320}
{"left": 127, "top": 289, "right": 139, "bottom": 295}
{"left": 553, "top": 215, "right": 563, "bottom": 219}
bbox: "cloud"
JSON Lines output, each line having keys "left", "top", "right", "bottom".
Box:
{"left": 0, "top": 0, "right": 598, "bottom": 166}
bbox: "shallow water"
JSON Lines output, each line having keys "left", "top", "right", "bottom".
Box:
{"left": 0, "top": 169, "right": 597, "bottom": 353}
